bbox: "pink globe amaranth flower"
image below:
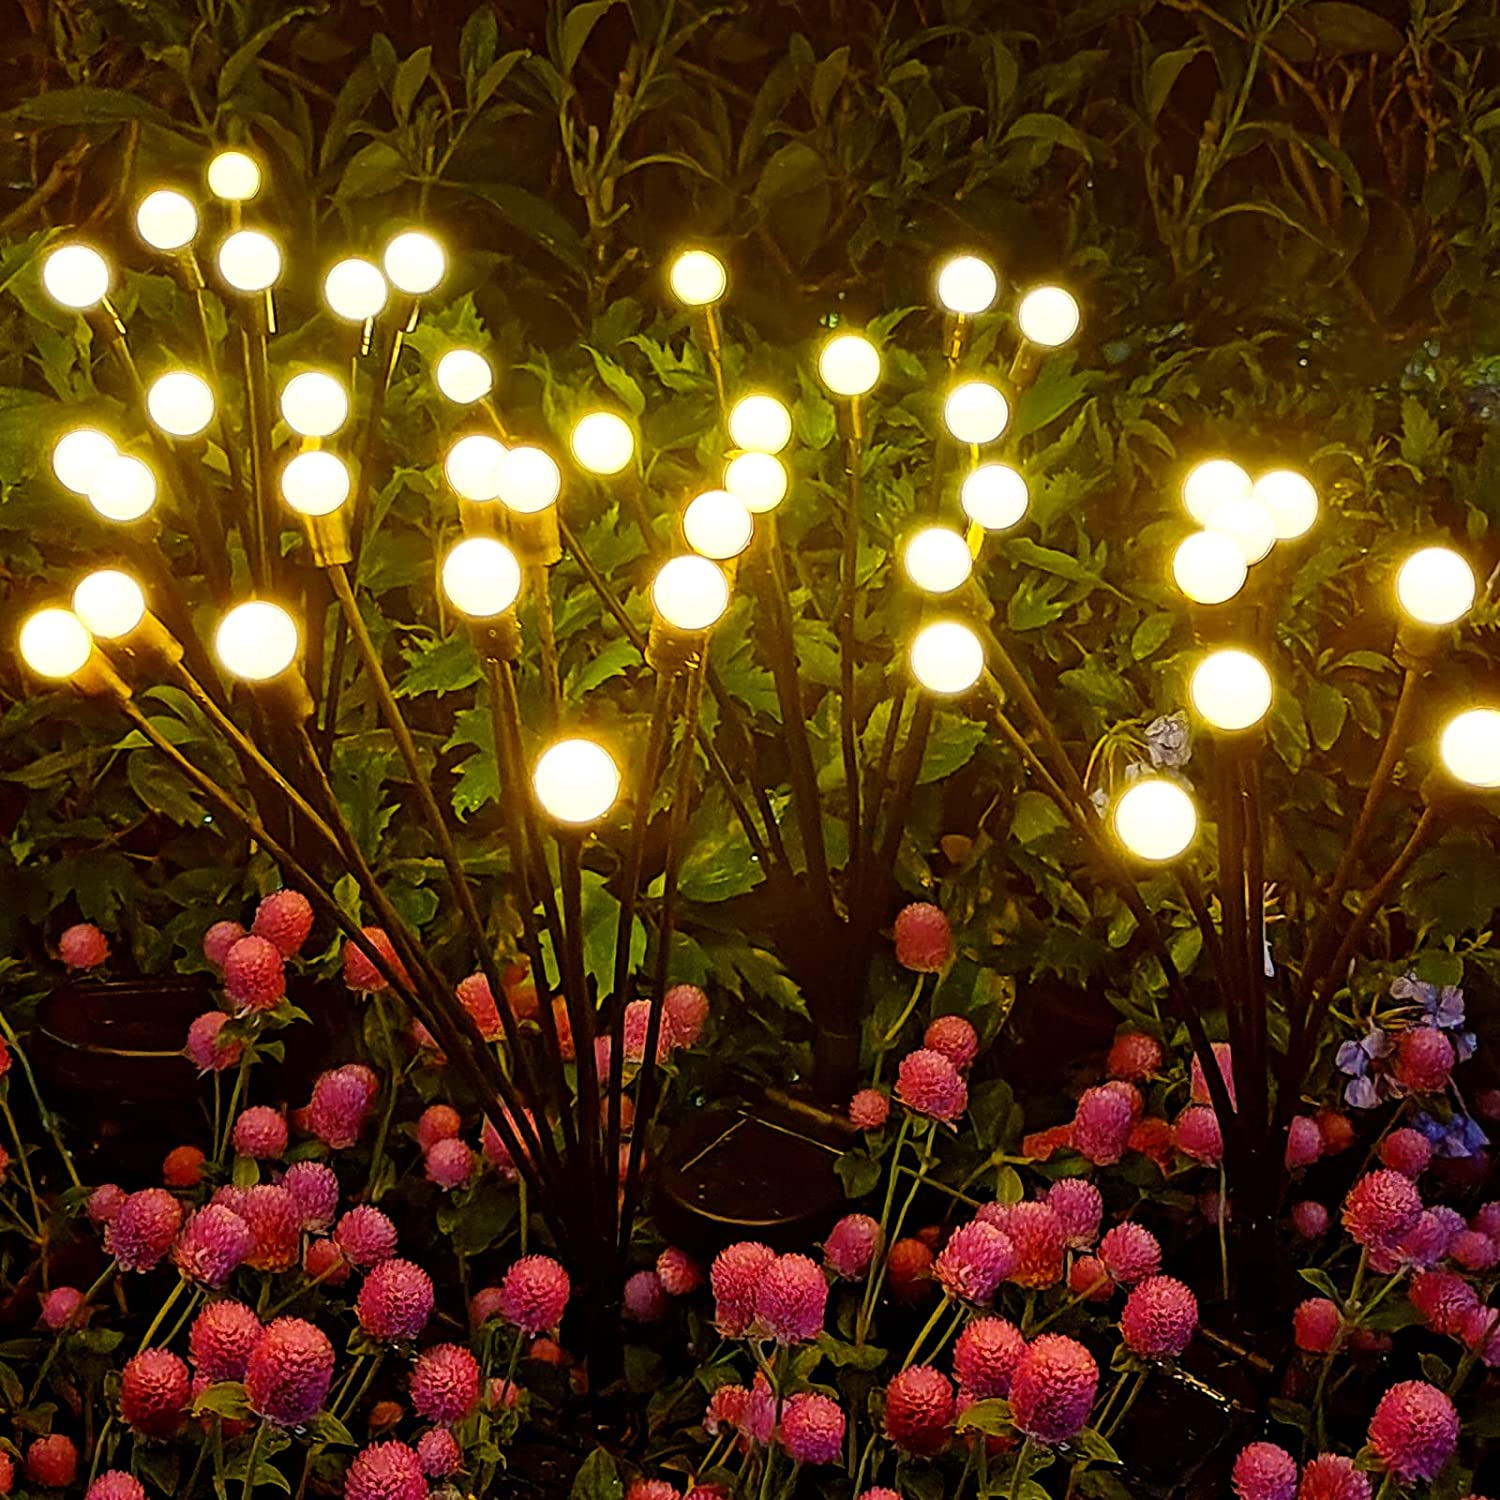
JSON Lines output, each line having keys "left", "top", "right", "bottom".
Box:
{"left": 1291, "top": 1201, "right": 1330, "bottom": 1239}
{"left": 39, "top": 1286, "right": 85, "bottom": 1332}
{"left": 754, "top": 1253, "right": 827, "bottom": 1343}
{"left": 656, "top": 1247, "right": 702, "bottom": 1296}
{"left": 309, "top": 1067, "right": 372, "bottom": 1150}
{"left": 1190, "top": 1042, "right": 1236, "bottom": 1109}
{"left": 86, "top": 1473, "right": 146, "bottom": 1500}
{"left": 1409, "top": 1269, "right": 1479, "bottom": 1335}
{"left": 1450, "top": 1229, "right": 1499, "bottom": 1271}
{"left": 202, "top": 920, "right": 246, "bottom": 970}
{"left": 456, "top": 972, "right": 503, "bottom": 1042}
{"left": 344, "top": 1063, "right": 380, "bottom": 1105}
{"left": 252, "top": 890, "right": 313, "bottom": 958}
{"left": 26, "top": 1434, "right": 77, "bottom": 1489}
{"left": 849, "top": 1088, "right": 890, "bottom": 1131}
{"left": 469, "top": 1286, "right": 505, "bottom": 1329}
{"left": 87, "top": 1182, "right": 125, "bottom": 1226}
{"left": 1103, "top": 1079, "right": 1145, "bottom": 1120}
{"left": 240, "top": 1184, "right": 301, "bottom": 1273}
{"left": 923, "top": 1015, "right": 978, "bottom": 1070}
{"left": 824, "top": 1214, "right": 882, "bottom": 1280}
{"left": 625, "top": 1271, "right": 668, "bottom": 1323}
{"left": 1380, "top": 1128, "right": 1432, "bottom": 1178}
{"left": 936, "top": 1221, "right": 1015, "bottom": 1304}
{"left": 1002, "top": 1201, "right": 1066, "bottom": 1289}
{"left": 623, "top": 999, "right": 675, "bottom": 1064}
{"left": 1010, "top": 1334, "right": 1098, "bottom": 1445}
{"left": 779, "top": 1391, "right": 845, "bottom": 1464}
{"left": 1072, "top": 1086, "right": 1134, "bottom": 1165}
{"left": 232, "top": 1105, "right": 288, "bottom": 1160}
{"left": 1297, "top": 1454, "right": 1371, "bottom": 1500}
{"left": 190, "top": 1299, "right": 261, "bottom": 1382}
{"left": 1173, "top": 1104, "right": 1223, "bottom": 1165}
{"left": 1069, "top": 1255, "right": 1113, "bottom": 1302}
{"left": 345, "top": 1441, "right": 426, "bottom": 1500}
{"left": 1284, "top": 1116, "right": 1322, "bottom": 1170}
{"left": 416, "top": 1427, "right": 461, "bottom": 1478}
{"left": 1293, "top": 1298, "right": 1342, "bottom": 1353}
{"left": 1391, "top": 1209, "right": 1452, "bottom": 1270}
{"left": 1367, "top": 1379, "right": 1459, "bottom": 1483}
{"left": 359, "top": 1258, "right": 435, "bottom": 1343}
{"left": 487, "top": 1375, "right": 521, "bottom": 1410}
{"left": 627, "top": 1483, "right": 679, "bottom": 1500}
{"left": 185, "top": 1010, "right": 243, "bottom": 1072}
{"left": 704, "top": 1383, "right": 749, "bottom": 1438}
{"left": 1046, "top": 1179, "right": 1103, "bottom": 1248}
{"left": 664, "top": 984, "right": 710, "bottom": 1047}
{"left": 499, "top": 1254, "right": 570, "bottom": 1336}
{"left": 1393, "top": 1027, "right": 1455, "bottom": 1094}
{"left": 162, "top": 1144, "right": 206, "bottom": 1188}
{"left": 1473, "top": 1202, "right": 1500, "bottom": 1239}
{"left": 304, "top": 1236, "right": 349, "bottom": 1286}
{"left": 410, "top": 1343, "right": 480, "bottom": 1425}
{"left": 1232, "top": 1442, "right": 1298, "bottom": 1500}
{"left": 173, "top": 1205, "right": 253, "bottom": 1288}
{"left": 120, "top": 1347, "right": 189, "bottom": 1439}
{"left": 109, "top": 1187, "right": 184, "bottom": 1272}
{"left": 1342, "top": 1170, "right": 1422, "bottom": 1250}
{"left": 416, "top": 1104, "right": 461, "bottom": 1154}
{"left": 897, "top": 1048, "right": 967, "bottom": 1121}
{"left": 282, "top": 1161, "right": 338, "bottom": 1232}
{"left": 953, "top": 1317, "right": 1025, "bottom": 1398}
{"left": 883, "top": 1365, "right": 954, "bottom": 1454}
{"left": 711, "top": 1241, "right": 776, "bottom": 1336}
{"left": 342, "top": 927, "right": 409, "bottom": 993}
{"left": 1315, "top": 1109, "right": 1355, "bottom": 1155}
{"left": 224, "top": 934, "right": 285, "bottom": 1011}
{"left": 60, "top": 922, "right": 109, "bottom": 970}
{"left": 425, "top": 1137, "right": 473, "bottom": 1191}
{"left": 894, "top": 902, "right": 952, "bottom": 972}
{"left": 333, "top": 1205, "right": 399, "bottom": 1269}
{"left": 1121, "top": 1276, "right": 1198, "bottom": 1359}
{"left": 1099, "top": 1222, "right": 1162, "bottom": 1285}
{"left": 1107, "top": 1031, "right": 1163, "bottom": 1081}
{"left": 245, "top": 1316, "right": 335, "bottom": 1426}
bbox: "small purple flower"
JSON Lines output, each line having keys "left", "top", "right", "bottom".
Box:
{"left": 1337, "top": 1027, "right": 1395, "bottom": 1109}
{"left": 1145, "top": 713, "right": 1191, "bottom": 769}
{"left": 1390, "top": 973, "right": 1466, "bottom": 1029}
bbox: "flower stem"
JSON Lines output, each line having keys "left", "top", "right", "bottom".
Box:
{"left": 240, "top": 1422, "right": 264, "bottom": 1500}
{"left": 135, "top": 1278, "right": 186, "bottom": 1355}
{"left": 859, "top": 1119, "right": 934, "bottom": 1344}
{"left": 871, "top": 973, "right": 926, "bottom": 1087}
{"left": 1008, "top": 1437, "right": 1032, "bottom": 1500}
{"left": 901, "top": 1294, "right": 951, "bottom": 1371}
{"left": 0, "top": 1097, "right": 44, "bottom": 1237}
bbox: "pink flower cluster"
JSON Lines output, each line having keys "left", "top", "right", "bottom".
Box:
{"left": 710, "top": 1243, "right": 826, "bottom": 1342}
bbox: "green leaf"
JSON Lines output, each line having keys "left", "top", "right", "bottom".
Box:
{"left": 1268, "top": 1397, "right": 1311, "bottom": 1434}
{"left": 559, "top": 1, "right": 618, "bottom": 76}
{"left": 569, "top": 1447, "right": 623, "bottom": 1500}
{"left": 1145, "top": 47, "right": 1199, "bottom": 121}
{"left": 955, "top": 1396, "right": 1014, "bottom": 1435}
{"left": 1303, "top": 2, "right": 1405, "bottom": 55}
{"left": 396, "top": 634, "right": 482, "bottom": 697}
{"left": 1268, "top": 696, "right": 1310, "bottom": 771}
{"left": 835, "top": 1150, "right": 881, "bottom": 1197}
{"left": 1399, "top": 396, "right": 1446, "bottom": 472}
{"left": 336, "top": 141, "right": 407, "bottom": 202}
{"left": 1010, "top": 790, "right": 1068, "bottom": 845}
{"left": 1003, "top": 112, "right": 1092, "bottom": 162}
{"left": 814, "top": 1331, "right": 887, "bottom": 1369}
{"left": 918, "top": 713, "right": 986, "bottom": 785}
{"left": 754, "top": 141, "right": 825, "bottom": 204}
{"left": 220, "top": 10, "right": 316, "bottom": 100}
{"left": 1076, "top": 1427, "right": 1121, "bottom": 1464}
{"left": 1297, "top": 1266, "right": 1340, "bottom": 1300}
{"left": 571, "top": 638, "right": 639, "bottom": 697}
{"left": 468, "top": 183, "right": 587, "bottom": 274}
{"left": 2, "top": 87, "right": 175, "bottom": 129}
{"left": 810, "top": 47, "right": 850, "bottom": 123}
{"left": 193, "top": 1382, "right": 252, "bottom": 1420}
{"left": 679, "top": 793, "right": 767, "bottom": 903}
{"left": 582, "top": 347, "right": 646, "bottom": 417}
{"left": 1130, "top": 612, "right": 1174, "bottom": 660}
{"left": 128, "top": 752, "right": 209, "bottom": 827}
{"left": 393, "top": 47, "right": 433, "bottom": 124}
{"left": 1306, "top": 681, "right": 1347, "bottom": 751}
{"left": 303, "top": 1411, "right": 356, "bottom": 1448}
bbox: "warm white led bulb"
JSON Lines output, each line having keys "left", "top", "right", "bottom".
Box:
{"left": 724, "top": 451, "right": 788, "bottom": 514}
{"left": 207, "top": 150, "right": 261, "bottom": 202}
{"left": 435, "top": 349, "right": 493, "bottom": 405}
{"left": 280, "top": 451, "right": 351, "bottom": 517}
{"left": 943, "top": 381, "right": 1009, "bottom": 445}
{"left": 961, "top": 463, "right": 1028, "bottom": 531}
{"left": 19, "top": 608, "right": 92, "bottom": 679}
{"left": 818, "top": 334, "right": 880, "bottom": 398}
{"left": 903, "top": 526, "right": 973, "bottom": 594}
{"left": 1017, "top": 286, "right": 1080, "bottom": 347}
{"left": 52, "top": 429, "right": 117, "bottom": 494}
{"left": 146, "top": 371, "right": 215, "bottom": 438}
{"left": 72, "top": 570, "right": 146, "bottom": 640}
{"left": 1253, "top": 470, "right": 1318, "bottom": 541}
{"left": 324, "top": 258, "right": 389, "bottom": 322}
{"left": 279, "top": 371, "right": 349, "bottom": 438}
{"left": 1189, "top": 648, "right": 1273, "bottom": 732}
{"left": 1441, "top": 709, "right": 1500, "bottom": 789}
{"left": 87, "top": 455, "right": 157, "bottom": 522}
{"left": 497, "top": 445, "right": 561, "bottom": 514}
{"left": 1397, "top": 547, "right": 1475, "bottom": 627}
{"left": 1172, "top": 531, "right": 1247, "bottom": 605}
{"left": 135, "top": 189, "right": 199, "bottom": 252}
{"left": 1182, "top": 459, "right": 1252, "bottom": 526}
{"left": 217, "top": 230, "right": 281, "bottom": 292}
{"left": 728, "top": 395, "right": 792, "bottom": 455}
{"left": 910, "top": 620, "right": 984, "bottom": 695}
{"left": 570, "top": 412, "right": 635, "bottom": 475}
{"left": 42, "top": 245, "right": 110, "bottom": 310}
{"left": 1204, "top": 492, "right": 1275, "bottom": 565}
{"left": 383, "top": 231, "right": 445, "bottom": 295}
{"left": 652, "top": 555, "right": 730, "bottom": 632}
{"left": 668, "top": 249, "right": 726, "bottom": 306}
{"left": 441, "top": 537, "right": 522, "bottom": 619}
{"left": 936, "top": 255, "right": 998, "bottom": 316}
{"left": 682, "top": 489, "right": 753, "bottom": 560}
{"left": 215, "top": 601, "right": 298, "bottom": 682}
{"left": 1114, "top": 778, "right": 1197, "bottom": 861}
{"left": 533, "top": 739, "right": 621, "bottom": 824}
{"left": 444, "top": 435, "right": 506, "bottom": 502}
